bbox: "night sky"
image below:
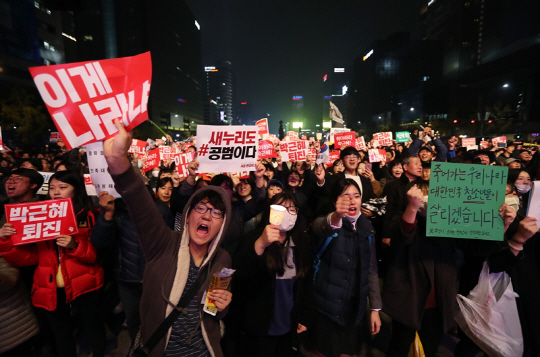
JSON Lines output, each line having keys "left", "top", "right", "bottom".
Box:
{"left": 186, "top": 0, "right": 425, "bottom": 133}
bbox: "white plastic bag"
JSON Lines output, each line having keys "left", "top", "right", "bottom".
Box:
{"left": 455, "top": 262, "right": 523, "bottom": 357}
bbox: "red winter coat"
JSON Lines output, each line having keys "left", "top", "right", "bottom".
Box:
{"left": 0, "top": 210, "right": 104, "bottom": 311}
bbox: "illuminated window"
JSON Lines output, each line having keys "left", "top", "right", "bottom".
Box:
{"left": 84, "top": 35, "right": 93, "bottom": 41}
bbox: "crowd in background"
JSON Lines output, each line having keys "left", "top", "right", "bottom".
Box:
{"left": 1, "top": 126, "right": 539, "bottom": 357}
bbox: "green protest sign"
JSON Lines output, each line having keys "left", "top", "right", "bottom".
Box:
{"left": 426, "top": 162, "right": 508, "bottom": 241}
{"left": 396, "top": 131, "right": 410, "bottom": 143}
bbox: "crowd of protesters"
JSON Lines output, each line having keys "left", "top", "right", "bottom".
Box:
{"left": 1, "top": 121, "right": 539, "bottom": 357}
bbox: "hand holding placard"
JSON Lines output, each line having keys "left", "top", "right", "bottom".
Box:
{"left": 512, "top": 217, "right": 539, "bottom": 246}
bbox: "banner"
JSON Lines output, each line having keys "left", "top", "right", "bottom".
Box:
{"left": 480, "top": 141, "right": 489, "bottom": 149}
{"left": 256, "top": 118, "right": 269, "bottom": 138}
{"left": 86, "top": 141, "right": 121, "bottom": 197}
{"left": 368, "top": 149, "right": 387, "bottom": 163}
{"left": 258, "top": 140, "right": 277, "bottom": 159}
{"left": 492, "top": 136, "right": 506, "bottom": 145}
{"left": 461, "top": 138, "right": 476, "bottom": 147}
{"left": 334, "top": 131, "right": 355, "bottom": 148}
{"left": 37, "top": 171, "right": 54, "bottom": 195}
{"left": 396, "top": 131, "right": 410, "bottom": 143}
{"left": 29, "top": 52, "right": 152, "bottom": 149}
{"left": 279, "top": 141, "right": 308, "bottom": 162}
{"left": 196, "top": 125, "right": 258, "bottom": 173}
{"left": 49, "top": 132, "right": 63, "bottom": 143}
{"left": 6, "top": 198, "right": 79, "bottom": 245}
{"left": 427, "top": 162, "right": 508, "bottom": 240}
{"left": 142, "top": 148, "right": 160, "bottom": 173}
{"left": 355, "top": 136, "right": 366, "bottom": 151}
{"left": 172, "top": 152, "right": 195, "bottom": 178}
{"left": 128, "top": 139, "right": 148, "bottom": 154}
{"left": 372, "top": 132, "right": 393, "bottom": 147}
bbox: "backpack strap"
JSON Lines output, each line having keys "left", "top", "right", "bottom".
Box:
{"left": 313, "top": 232, "right": 338, "bottom": 281}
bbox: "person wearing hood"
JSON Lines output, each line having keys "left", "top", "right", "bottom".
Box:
{"left": 102, "top": 120, "right": 233, "bottom": 357}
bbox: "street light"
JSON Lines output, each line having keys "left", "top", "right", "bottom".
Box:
{"left": 503, "top": 84, "right": 509, "bottom": 88}
{"left": 410, "top": 107, "right": 414, "bottom": 111}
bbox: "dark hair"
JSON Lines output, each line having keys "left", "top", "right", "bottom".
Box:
{"left": 9, "top": 168, "right": 44, "bottom": 195}
{"left": 234, "top": 177, "right": 255, "bottom": 200}
{"left": 330, "top": 178, "right": 361, "bottom": 204}
{"left": 255, "top": 193, "right": 310, "bottom": 278}
{"left": 340, "top": 146, "right": 360, "bottom": 160}
{"left": 190, "top": 189, "right": 226, "bottom": 214}
{"left": 507, "top": 168, "right": 530, "bottom": 185}
{"left": 53, "top": 160, "right": 72, "bottom": 172}
{"left": 157, "top": 177, "right": 173, "bottom": 189}
{"left": 210, "top": 174, "right": 234, "bottom": 190}
{"left": 21, "top": 158, "right": 43, "bottom": 171}
{"left": 158, "top": 167, "right": 174, "bottom": 179}
{"left": 49, "top": 170, "right": 93, "bottom": 214}
{"left": 285, "top": 170, "right": 302, "bottom": 189}
{"left": 264, "top": 163, "right": 275, "bottom": 174}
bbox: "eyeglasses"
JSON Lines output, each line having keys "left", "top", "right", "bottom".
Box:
{"left": 280, "top": 205, "right": 299, "bottom": 215}
{"left": 193, "top": 203, "right": 224, "bottom": 219}
{"left": 343, "top": 155, "right": 359, "bottom": 160}
{"left": 6, "top": 176, "right": 23, "bottom": 184}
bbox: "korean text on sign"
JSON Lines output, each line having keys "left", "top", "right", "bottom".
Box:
{"left": 196, "top": 125, "right": 258, "bottom": 173}
{"left": 6, "top": 198, "right": 79, "bottom": 245}
{"left": 29, "top": 52, "right": 152, "bottom": 149}
{"left": 396, "top": 131, "right": 410, "bottom": 143}
{"left": 128, "top": 139, "right": 148, "bottom": 154}
{"left": 355, "top": 137, "right": 366, "bottom": 151}
{"left": 256, "top": 118, "right": 269, "bottom": 137}
{"left": 142, "top": 148, "right": 160, "bottom": 173}
{"left": 258, "top": 140, "right": 277, "bottom": 159}
{"left": 427, "top": 162, "right": 508, "bottom": 241}
{"left": 372, "top": 132, "right": 393, "bottom": 147}
{"left": 334, "top": 132, "right": 355, "bottom": 148}
{"left": 279, "top": 141, "right": 308, "bottom": 162}
{"left": 172, "top": 152, "right": 195, "bottom": 178}
{"left": 86, "top": 141, "right": 120, "bottom": 197}
{"left": 368, "top": 149, "right": 387, "bottom": 163}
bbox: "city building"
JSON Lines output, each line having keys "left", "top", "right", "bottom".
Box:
{"left": 203, "top": 60, "right": 234, "bottom": 125}
{"left": 349, "top": 32, "right": 445, "bottom": 131}
{"left": 322, "top": 67, "right": 349, "bottom": 126}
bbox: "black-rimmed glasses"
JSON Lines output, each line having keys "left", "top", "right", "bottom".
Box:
{"left": 193, "top": 203, "right": 224, "bottom": 219}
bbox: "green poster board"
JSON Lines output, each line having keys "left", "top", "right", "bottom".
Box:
{"left": 426, "top": 162, "right": 508, "bottom": 241}
{"left": 396, "top": 131, "right": 410, "bottom": 143}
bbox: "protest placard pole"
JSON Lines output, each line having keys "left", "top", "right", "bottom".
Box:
{"left": 147, "top": 119, "right": 168, "bottom": 137}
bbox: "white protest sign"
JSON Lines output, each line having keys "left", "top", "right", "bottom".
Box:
{"left": 196, "top": 125, "right": 258, "bottom": 173}
{"left": 279, "top": 141, "right": 308, "bottom": 162}
{"left": 86, "top": 141, "right": 120, "bottom": 197}
{"left": 372, "top": 132, "right": 393, "bottom": 147}
{"left": 84, "top": 174, "right": 98, "bottom": 196}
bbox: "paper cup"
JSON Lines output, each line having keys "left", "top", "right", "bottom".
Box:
{"left": 269, "top": 205, "right": 286, "bottom": 225}
{"left": 316, "top": 133, "right": 322, "bottom": 141}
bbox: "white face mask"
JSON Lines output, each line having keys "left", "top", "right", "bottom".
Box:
{"left": 515, "top": 184, "right": 531, "bottom": 195}
{"left": 505, "top": 196, "right": 520, "bottom": 212}
{"left": 417, "top": 196, "right": 429, "bottom": 217}
{"left": 279, "top": 211, "right": 297, "bottom": 232}
{"left": 152, "top": 171, "right": 159, "bottom": 178}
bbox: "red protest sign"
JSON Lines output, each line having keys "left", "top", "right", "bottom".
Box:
{"left": 492, "top": 136, "right": 506, "bottom": 145}
{"left": 368, "top": 149, "right": 387, "bottom": 163}
{"left": 301, "top": 135, "right": 307, "bottom": 140}
{"left": 128, "top": 139, "right": 147, "bottom": 154}
{"left": 142, "top": 148, "right": 160, "bottom": 172}
{"left": 258, "top": 140, "right": 277, "bottom": 159}
{"left": 372, "top": 132, "right": 393, "bottom": 147}
{"left": 225, "top": 172, "right": 250, "bottom": 180}
{"left": 6, "top": 198, "right": 79, "bottom": 245}
{"left": 355, "top": 136, "right": 366, "bottom": 151}
{"left": 279, "top": 141, "right": 308, "bottom": 162}
{"left": 326, "top": 150, "right": 341, "bottom": 166}
{"left": 172, "top": 152, "right": 195, "bottom": 178}
{"left": 334, "top": 131, "right": 355, "bottom": 147}
{"left": 50, "top": 132, "right": 63, "bottom": 143}
{"left": 29, "top": 52, "right": 152, "bottom": 149}
{"left": 256, "top": 118, "right": 269, "bottom": 137}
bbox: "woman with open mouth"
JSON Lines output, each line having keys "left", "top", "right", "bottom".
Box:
{"left": 309, "top": 178, "right": 382, "bottom": 357}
